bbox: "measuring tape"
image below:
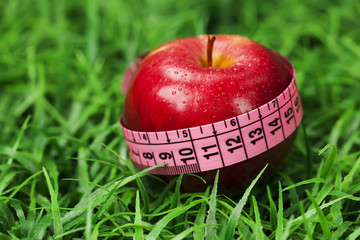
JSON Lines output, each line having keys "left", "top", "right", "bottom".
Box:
{"left": 120, "top": 58, "right": 303, "bottom": 175}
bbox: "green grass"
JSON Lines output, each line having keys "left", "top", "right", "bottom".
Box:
{"left": 1, "top": 0, "right": 359, "bottom": 239}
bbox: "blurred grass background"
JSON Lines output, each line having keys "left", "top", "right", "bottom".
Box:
{"left": 0, "top": 0, "right": 359, "bottom": 239}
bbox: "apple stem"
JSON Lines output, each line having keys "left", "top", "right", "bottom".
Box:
{"left": 207, "top": 35, "right": 216, "bottom": 68}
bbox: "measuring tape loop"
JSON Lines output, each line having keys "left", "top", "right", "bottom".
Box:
{"left": 120, "top": 57, "right": 303, "bottom": 175}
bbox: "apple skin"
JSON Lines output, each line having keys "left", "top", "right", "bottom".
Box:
{"left": 122, "top": 52, "right": 149, "bottom": 94}
{"left": 122, "top": 35, "right": 294, "bottom": 192}
{"left": 123, "top": 35, "right": 290, "bottom": 131}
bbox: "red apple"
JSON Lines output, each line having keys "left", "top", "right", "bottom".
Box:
{"left": 122, "top": 35, "right": 296, "bottom": 192}
{"left": 122, "top": 52, "right": 149, "bottom": 94}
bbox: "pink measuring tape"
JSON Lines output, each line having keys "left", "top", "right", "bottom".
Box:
{"left": 120, "top": 59, "right": 303, "bottom": 175}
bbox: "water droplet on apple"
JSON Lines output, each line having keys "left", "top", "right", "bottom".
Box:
{"left": 178, "top": 87, "right": 182, "bottom": 91}
{"left": 174, "top": 71, "right": 179, "bottom": 74}
{"left": 182, "top": 100, "right": 186, "bottom": 104}
{"left": 248, "top": 63, "right": 252, "bottom": 67}
{"left": 184, "top": 74, "right": 187, "bottom": 76}
{"left": 184, "top": 92, "right": 189, "bottom": 95}
{"left": 172, "top": 91, "right": 176, "bottom": 95}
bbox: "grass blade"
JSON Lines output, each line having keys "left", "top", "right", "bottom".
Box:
{"left": 275, "top": 182, "right": 284, "bottom": 240}
{"left": 221, "top": 165, "right": 267, "bottom": 239}
{"left": 84, "top": 200, "right": 92, "bottom": 239}
{"left": 313, "top": 182, "right": 333, "bottom": 208}
{"left": 145, "top": 199, "right": 204, "bottom": 240}
{"left": 281, "top": 215, "right": 294, "bottom": 240}
{"left": 347, "top": 227, "right": 360, "bottom": 240}
{"left": 43, "top": 167, "right": 63, "bottom": 239}
{"left": 266, "top": 186, "right": 277, "bottom": 231}
{"left": 11, "top": 203, "right": 28, "bottom": 237}
{"left": 0, "top": 199, "right": 15, "bottom": 233}
{"left": 282, "top": 178, "right": 325, "bottom": 192}
{"left": 318, "top": 144, "right": 337, "bottom": 179}
{"left": 205, "top": 170, "right": 219, "bottom": 240}
{"left": 252, "top": 195, "right": 264, "bottom": 240}
{"left": 341, "top": 156, "right": 360, "bottom": 192}
{"left": 173, "top": 227, "right": 195, "bottom": 240}
{"left": 5, "top": 170, "right": 42, "bottom": 201}
{"left": 6, "top": 115, "right": 31, "bottom": 165}
{"left": 305, "top": 190, "right": 331, "bottom": 238}
{"left": 0, "top": 233, "right": 12, "bottom": 240}
{"left": 134, "top": 191, "right": 143, "bottom": 240}
{"left": 62, "top": 163, "right": 165, "bottom": 229}
{"left": 174, "top": 225, "right": 208, "bottom": 240}
{"left": 299, "top": 200, "right": 313, "bottom": 240}
{"left": 193, "top": 187, "right": 210, "bottom": 240}
{"left": 104, "top": 144, "right": 150, "bottom": 213}
{"left": 331, "top": 221, "right": 353, "bottom": 240}
{"left": 171, "top": 174, "right": 183, "bottom": 209}
{"left": 32, "top": 211, "right": 53, "bottom": 239}
{"left": 301, "top": 122, "right": 313, "bottom": 178}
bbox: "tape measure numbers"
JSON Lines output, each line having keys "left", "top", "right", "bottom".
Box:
{"left": 120, "top": 58, "right": 303, "bottom": 175}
